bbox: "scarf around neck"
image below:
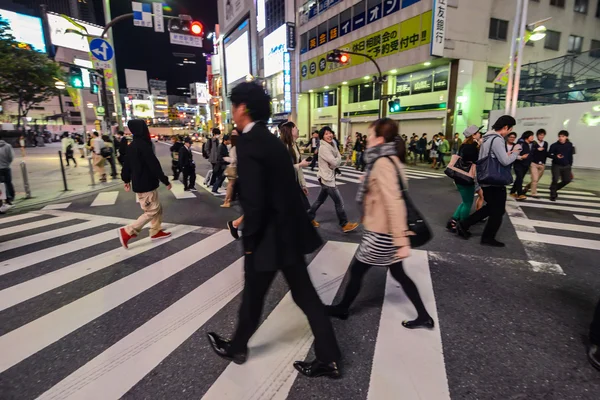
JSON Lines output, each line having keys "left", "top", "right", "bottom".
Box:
{"left": 356, "top": 141, "right": 398, "bottom": 207}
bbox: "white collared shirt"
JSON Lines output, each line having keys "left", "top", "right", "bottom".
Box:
{"left": 242, "top": 122, "right": 256, "bottom": 134}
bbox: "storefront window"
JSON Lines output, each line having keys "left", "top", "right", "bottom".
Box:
{"left": 316, "top": 90, "right": 337, "bottom": 107}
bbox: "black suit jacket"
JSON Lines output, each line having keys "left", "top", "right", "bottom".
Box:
{"left": 178, "top": 146, "right": 194, "bottom": 169}
{"left": 237, "top": 122, "right": 323, "bottom": 271}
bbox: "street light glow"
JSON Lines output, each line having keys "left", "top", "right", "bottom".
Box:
{"left": 529, "top": 25, "right": 547, "bottom": 42}
{"left": 390, "top": 69, "right": 397, "bottom": 74}
{"left": 342, "top": 81, "right": 348, "bottom": 85}
{"left": 55, "top": 81, "right": 66, "bottom": 90}
{"left": 363, "top": 76, "right": 370, "bottom": 80}
{"left": 424, "top": 62, "right": 431, "bottom": 66}
{"left": 324, "top": 86, "right": 329, "bottom": 89}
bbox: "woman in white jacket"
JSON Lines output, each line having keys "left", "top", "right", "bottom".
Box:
{"left": 307, "top": 126, "right": 359, "bottom": 233}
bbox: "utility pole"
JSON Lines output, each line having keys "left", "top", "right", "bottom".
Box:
{"left": 102, "top": 0, "right": 124, "bottom": 130}
{"left": 511, "top": 0, "right": 529, "bottom": 117}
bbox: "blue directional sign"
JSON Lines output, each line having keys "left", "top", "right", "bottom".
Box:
{"left": 402, "top": 0, "right": 421, "bottom": 9}
{"left": 89, "top": 38, "right": 114, "bottom": 62}
{"left": 368, "top": 4, "right": 382, "bottom": 24}
{"left": 383, "top": 0, "right": 400, "bottom": 16}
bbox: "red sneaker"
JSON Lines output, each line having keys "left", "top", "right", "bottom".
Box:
{"left": 151, "top": 230, "right": 172, "bottom": 241}
{"left": 118, "top": 228, "right": 136, "bottom": 249}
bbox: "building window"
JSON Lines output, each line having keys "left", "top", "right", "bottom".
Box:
{"left": 550, "top": 0, "right": 565, "bottom": 7}
{"left": 544, "top": 30, "right": 561, "bottom": 51}
{"left": 568, "top": 35, "right": 584, "bottom": 53}
{"left": 590, "top": 39, "right": 600, "bottom": 57}
{"left": 489, "top": 18, "right": 509, "bottom": 41}
{"left": 300, "top": 33, "right": 308, "bottom": 54}
{"left": 348, "top": 84, "right": 380, "bottom": 103}
{"left": 487, "top": 66, "right": 500, "bottom": 83}
{"left": 316, "top": 90, "right": 338, "bottom": 107}
{"left": 265, "top": 0, "right": 285, "bottom": 34}
{"left": 575, "top": 0, "right": 589, "bottom": 13}
{"left": 349, "top": 84, "right": 359, "bottom": 103}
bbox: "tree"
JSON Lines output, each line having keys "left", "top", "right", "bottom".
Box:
{"left": 0, "top": 19, "right": 63, "bottom": 129}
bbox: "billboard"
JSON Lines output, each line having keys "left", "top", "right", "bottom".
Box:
{"left": 149, "top": 79, "right": 167, "bottom": 96}
{"left": 125, "top": 69, "right": 149, "bottom": 91}
{"left": 131, "top": 100, "right": 154, "bottom": 118}
{"left": 263, "top": 24, "right": 288, "bottom": 77}
{"left": 47, "top": 13, "right": 103, "bottom": 52}
{"left": 225, "top": 31, "right": 250, "bottom": 85}
{"left": 0, "top": 9, "right": 46, "bottom": 52}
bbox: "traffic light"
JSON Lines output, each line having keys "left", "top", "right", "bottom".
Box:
{"left": 326, "top": 49, "right": 350, "bottom": 64}
{"left": 89, "top": 72, "right": 99, "bottom": 95}
{"left": 69, "top": 66, "right": 83, "bottom": 89}
{"left": 388, "top": 99, "right": 401, "bottom": 113}
{"left": 190, "top": 21, "right": 203, "bottom": 36}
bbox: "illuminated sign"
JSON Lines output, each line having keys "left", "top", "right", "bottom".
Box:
{"left": 47, "top": 13, "right": 103, "bottom": 52}
{"left": 131, "top": 100, "right": 154, "bottom": 118}
{"left": 0, "top": 9, "right": 46, "bottom": 52}
{"left": 283, "top": 52, "right": 292, "bottom": 113}
{"left": 263, "top": 24, "right": 288, "bottom": 77}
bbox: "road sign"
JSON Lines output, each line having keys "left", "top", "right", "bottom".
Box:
{"left": 169, "top": 33, "right": 203, "bottom": 48}
{"left": 89, "top": 38, "right": 113, "bottom": 69}
{"left": 96, "top": 106, "right": 106, "bottom": 116}
{"left": 152, "top": 2, "right": 164, "bottom": 32}
{"left": 132, "top": 2, "right": 153, "bottom": 28}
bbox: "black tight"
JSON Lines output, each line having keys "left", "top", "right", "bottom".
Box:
{"left": 336, "top": 257, "right": 431, "bottom": 319}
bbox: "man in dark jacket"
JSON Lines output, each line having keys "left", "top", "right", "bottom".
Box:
{"left": 417, "top": 133, "right": 428, "bottom": 162}
{"left": 118, "top": 119, "right": 172, "bottom": 249}
{"left": 115, "top": 131, "right": 128, "bottom": 167}
{"left": 548, "top": 130, "right": 575, "bottom": 201}
{"left": 206, "top": 82, "right": 341, "bottom": 379}
{"left": 524, "top": 128, "right": 548, "bottom": 198}
{"left": 207, "top": 128, "right": 221, "bottom": 185}
{"left": 510, "top": 131, "right": 534, "bottom": 200}
{"left": 211, "top": 134, "right": 230, "bottom": 193}
{"left": 170, "top": 136, "right": 184, "bottom": 180}
{"left": 179, "top": 137, "right": 196, "bottom": 191}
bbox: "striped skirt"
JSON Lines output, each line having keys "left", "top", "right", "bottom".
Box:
{"left": 355, "top": 230, "right": 401, "bottom": 267}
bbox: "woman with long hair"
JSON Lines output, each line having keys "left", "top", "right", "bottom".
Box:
{"left": 327, "top": 118, "right": 434, "bottom": 329}
{"left": 221, "top": 131, "right": 238, "bottom": 208}
{"left": 280, "top": 121, "right": 311, "bottom": 207}
{"left": 447, "top": 126, "right": 481, "bottom": 232}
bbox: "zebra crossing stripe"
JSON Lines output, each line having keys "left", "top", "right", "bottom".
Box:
{"left": 0, "top": 215, "right": 73, "bottom": 237}
{"left": 547, "top": 194, "right": 600, "bottom": 202}
{"left": 536, "top": 188, "right": 596, "bottom": 196}
{"left": 302, "top": 174, "right": 346, "bottom": 186}
{"left": 575, "top": 215, "right": 600, "bottom": 224}
{"left": 0, "top": 229, "right": 234, "bottom": 373}
{"left": 402, "top": 173, "right": 427, "bottom": 180}
{"left": 0, "top": 219, "right": 105, "bottom": 252}
{"left": 403, "top": 169, "right": 446, "bottom": 177}
{"left": 368, "top": 250, "right": 450, "bottom": 400}
{"left": 523, "top": 198, "right": 600, "bottom": 208}
{"left": 517, "top": 231, "right": 600, "bottom": 251}
{"left": 0, "top": 224, "right": 199, "bottom": 312}
{"left": 302, "top": 169, "right": 361, "bottom": 184}
{"left": 90, "top": 191, "right": 119, "bottom": 207}
{"left": 510, "top": 217, "right": 600, "bottom": 235}
{"left": 0, "top": 212, "right": 43, "bottom": 226}
{"left": 37, "top": 258, "right": 246, "bottom": 400}
{"left": 203, "top": 241, "right": 358, "bottom": 399}
{"left": 41, "top": 203, "right": 72, "bottom": 210}
{"left": 170, "top": 180, "right": 197, "bottom": 199}
{"left": 0, "top": 229, "right": 117, "bottom": 277}
{"left": 517, "top": 202, "right": 600, "bottom": 215}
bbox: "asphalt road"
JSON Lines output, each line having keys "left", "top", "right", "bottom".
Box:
{"left": 0, "top": 140, "right": 599, "bottom": 399}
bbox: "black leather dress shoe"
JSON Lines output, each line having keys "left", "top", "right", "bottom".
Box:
{"left": 402, "top": 317, "right": 435, "bottom": 330}
{"left": 325, "top": 305, "right": 349, "bottom": 320}
{"left": 455, "top": 221, "right": 471, "bottom": 239}
{"left": 206, "top": 332, "right": 247, "bottom": 365}
{"left": 227, "top": 221, "right": 239, "bottom": 240}
{"left": 293, "top": 359, "right": 341, "bottom": 379}
{"left": 588, "top": 344, "right": 600, "bottom": 371}
{"left": 481, "top": 238, "right": 506, "bottom": 247}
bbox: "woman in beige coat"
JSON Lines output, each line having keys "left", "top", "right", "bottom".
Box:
{"left": 327, "top": 118, "right": 434, "bottom": 329}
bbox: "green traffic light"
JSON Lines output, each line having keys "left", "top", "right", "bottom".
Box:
{"left": 71, "top": 77, "right": 83, "bottom": 88}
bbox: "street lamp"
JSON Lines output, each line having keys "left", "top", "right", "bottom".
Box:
{"left": 87, "top": 102, "right": 94, "bottom": 109}
{"left": 55, "top": 81, "right": 66, "bottom": 90}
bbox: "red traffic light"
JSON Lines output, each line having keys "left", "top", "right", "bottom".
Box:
{"left": 339, "top": 53, "right": 349, "bottom": 64}
{"left": 190, "top": 21, "right": 203, "bottom": 36}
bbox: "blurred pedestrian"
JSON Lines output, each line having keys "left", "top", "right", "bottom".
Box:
{"left": 221, "top": 131, "right": 238, "bottom": 208}
{"left": 308, "top": 131, "right": 320, "bottom": 171}
{"left": 327, "top": 118, "right": 434, "bottom": 330}
{"left": 102, "top": 134, "right": 117, "bottom": 179}
{"left": 437, "top": 133, "right": 450, "bottom": 169}
{"left": 118, "top": 119, "right": 172, "bottom": 249}
{"left": 212, "top": 134, "right": 231, "bottom": 193}
{"left": 354, "top": 133, "right": 365, "bottom": 171}
{"left": 510, "top": 131, "right": 534, "bottom": 200}
{"left": 91, "top": 131, "right": 106, "bottom": 182}
{"left": 549, "top": 130, "right": 575, "bottom": 201}
{"left": 61, "top": 132, "right": 77, "bottom": 167}
{"left": 19, "top": 135, "right": 26, "bottom": 157}
{"left": 115, "top": 130, "right": 128, "bottom": 167}
{"left": 524, "top": 129, "right": 548, "bottom": 199}
{"left": 207, "top": 128, "right": 221, "bottom": 185}
{"left": 451, "top": 132, "right": 462, "bottom": 155}
{"left": 0, "top": 138, "right": 15, "bottom": 206}
{"left": 179, "top": 137, "right": 197, "bottom": 191}
{"left": 280, "top": 121, "right": 311, "bottom": 209}
{"left": 170, "top": 135, "right": 183, "bottom": 180}
{"left": 207, "top": 81, "right": 342, "bottom": 379}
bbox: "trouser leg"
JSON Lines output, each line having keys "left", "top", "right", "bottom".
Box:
{"left": 388, "top": 261, "right": 431, "bottom": 319}
{"left": 125, "top": 190, "right": 162, "bottom": 236}
{"left": 557, "top": 166, "right": 572, "bottom": 191}
{"left": 307, "top": 185, "right": 329, "bottom": 221}
{"left": 590, "top": 297, "right": 600, "bottom": 346}
{"left": 550, "top": 164, "right": 560, "bottom": 198}
{"left": 481, "top": 186, "right": 506, "bottom": 241}
{"left": 453, "top": 184, "right": 475, "bottom": 221}
{"left": 283, "top": 263, "right": 341, "bottom": 363}
{"left": 328, "top": 186, "right": 349, "bottom": 226}
{"left": 230, "top": 258, "right": 276, "bottom": 353}
{"left": 0, "top": 169, "right": 14, "bottom": 201}
{"left": 336, "top": 257, "right": 371, "bottom": 309}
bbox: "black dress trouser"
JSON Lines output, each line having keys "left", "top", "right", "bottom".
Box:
{"left": 462, "top": 186, "right": 507, "bottom": 240}
{"left": 511, "top": 163, "right": 529, "bottom": 196}
{"left": 230, "top": 256, "right": 341, "bottom": 363}
{"left": 591, "top": 297, "right": 600, "bottom": 346}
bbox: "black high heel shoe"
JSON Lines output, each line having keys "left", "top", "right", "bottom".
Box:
{"left": 402, "top": 317, "right": 435, "bottom": 330}
{"left": 325, "top": 305, "right": 349, "bottom": 320}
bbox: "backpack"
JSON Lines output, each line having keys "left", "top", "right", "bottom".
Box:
{"left": 100, "top": 146, "right": 113, "bottom": 158}
{"left": 66, "top": 143, "right": 73, "bottom": 155}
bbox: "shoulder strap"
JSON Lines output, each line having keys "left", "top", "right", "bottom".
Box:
{"left": 384, "top": 156, "right": 406, "bottom": 192}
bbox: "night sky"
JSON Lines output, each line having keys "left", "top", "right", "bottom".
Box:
{"left": 92, "top": 0, "right": 218, "bottom": 95}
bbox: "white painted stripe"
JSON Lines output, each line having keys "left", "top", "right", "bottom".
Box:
{"left": 546, "top": 194, "right": 600, "bottom": 202}
{"left": 0, "top": 220, "right": 105, "bottom": 252}
{"left": 0, "top": 229, "right": 116, "bottom": 277}
{"left": 575, "top": 215, "right": 600, "bottom": 224}
{"left": 518, "top": 202, "right": 600, "bottom": 215}
{"left": 517, "top": 231, "right": 600, "bottom": 251}
{"left": 170, "top": 180, "right": 196, "bottom": 199}
{"left": 0, "top": 213, "right": 40, "bottom": 226}
{"left": 302, "top": 170, "right": 361, "bottom": 184}
{"left": 302, "top": 174, "right": 346, "bottom": 186}
{"left": 203, "top": 241, "right": 358, "bottom": 400}
{"left": 368, "top": 250, "right": 450, "bottom": 400}
{"left": 524, "top": 198, "right": 600, "bottom": 208}
{"left": 536, "top": 188, "right": 596, "bottom": 196}
{"left": 404, "top": 168, "right": 446, "bottom": 177}
{"left": 0, "top": 215, "right": 73, "bottom": 237}
{"left": 90, "top": 191, "right": 119, "bottom": 207}
{"left": 42, "top": 203, "right": 71, "bottom": 210}
{"left": 0, "top": 230, "right": 234, "bottom": 373}
{"left": 510, "top": 217, "right": 600, "bottom": 235}
{"left": 37, "top": 257, "right": 245, "bottom": 400}
{"left": 403, "top": 173, "right": 427, "bottom": 180}
{"left": 0, "top": 225, "right": 198, "bottom": 312}
{"left": 304, "top": 181, "right": 319, "bottom": 188}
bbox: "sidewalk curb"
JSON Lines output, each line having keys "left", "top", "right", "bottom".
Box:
{"left": 8, "top": 181, "right": 122, "bottom": 213}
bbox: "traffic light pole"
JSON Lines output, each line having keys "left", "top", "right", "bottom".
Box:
{"left": 102, "top": 0, "right": 124, "bottom": 131}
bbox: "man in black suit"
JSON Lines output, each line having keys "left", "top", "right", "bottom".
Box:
{"left": 178, "top": 137, "right": 196, "bottom": 191}
{"left": 207, "top": 82, "right": 342, "bottom": 379}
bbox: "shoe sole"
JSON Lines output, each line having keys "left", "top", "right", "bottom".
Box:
{"left": 227, "top": 222, "right": 239, "bottom": 240}
{"left": 343, "top": 225, "right": 359, "bottom": 233}
{"left": 151, "top": 234, "right": 172, "bottom": 241}
{"left": 293, "top": 364, "right": 342, "bottom": 379}
{"left": 117, "top": 229, "right": 129, "bottom": 249}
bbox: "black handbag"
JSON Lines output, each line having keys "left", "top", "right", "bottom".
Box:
{"left": 444, "top": 149, "right": 475, "bottom": 185}
{"left": 385, "top": 156, "right": 432, "bottom": 248}
{"left": 476, "top": 136, "right": 513, "bottom": 186}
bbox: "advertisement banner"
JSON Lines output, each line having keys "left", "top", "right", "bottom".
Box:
{"left": 433, "top": 65, "right": 449, "bottom": 92}
{"left": 410, "top": 70, "right": 433, "bottom": 94}
{"left": 0, "top": 8, "right": 46, "bottom": 52}
{"left": 131, "top": 100, "right": 154, "bottom": 118}
{"left": 431, "top": 0, "right": 447, "bottom": 57}
{"left": 399, "top": 14, "right": 421, "bottom": 53}
{"left": 47, "top": 13, "right": 103, "bottom": 52}
{"left": 263, "top": 24, "right": 288, "bottom": 77}
{"left": 396, "top": 75, "right": 411, "bottom": 96}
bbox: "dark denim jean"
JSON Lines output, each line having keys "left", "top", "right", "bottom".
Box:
{"left": 307, "top": 184, "right": 348, "bottom": 227}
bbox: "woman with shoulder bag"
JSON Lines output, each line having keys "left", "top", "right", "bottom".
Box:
{"left": 326, "top": 118, "right": 434, "bottom": 330}
{"left": 280, "top": 121, "right": 311, "bottom": 209}
{"left": 221, "top": 131, "right": 238, "bottom": 208}
{"left": 447, "top": 126, "right": 481, "bottom": 232}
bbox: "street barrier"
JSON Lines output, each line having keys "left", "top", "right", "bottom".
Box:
{"left": 58, "top": 151, "right": 69, "bottom": 191}
{"left": 87, "top": 157, "right": 96, "bottom": 186}
{"left": 20, "top": 161, "right": 31, "bottom": 199}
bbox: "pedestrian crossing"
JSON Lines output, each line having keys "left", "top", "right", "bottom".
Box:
{"left": 507, "top": 187, "right": 600, "bottom": 254}
{"left": 0, "top": 210, "right": 449, "bottom": 399}
{"left": 301, "top": 165, "right": 446, "bottom": 186}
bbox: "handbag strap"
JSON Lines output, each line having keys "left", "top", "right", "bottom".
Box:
{"left": 383, "top": 156, "right": 407, "bottom": 193}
